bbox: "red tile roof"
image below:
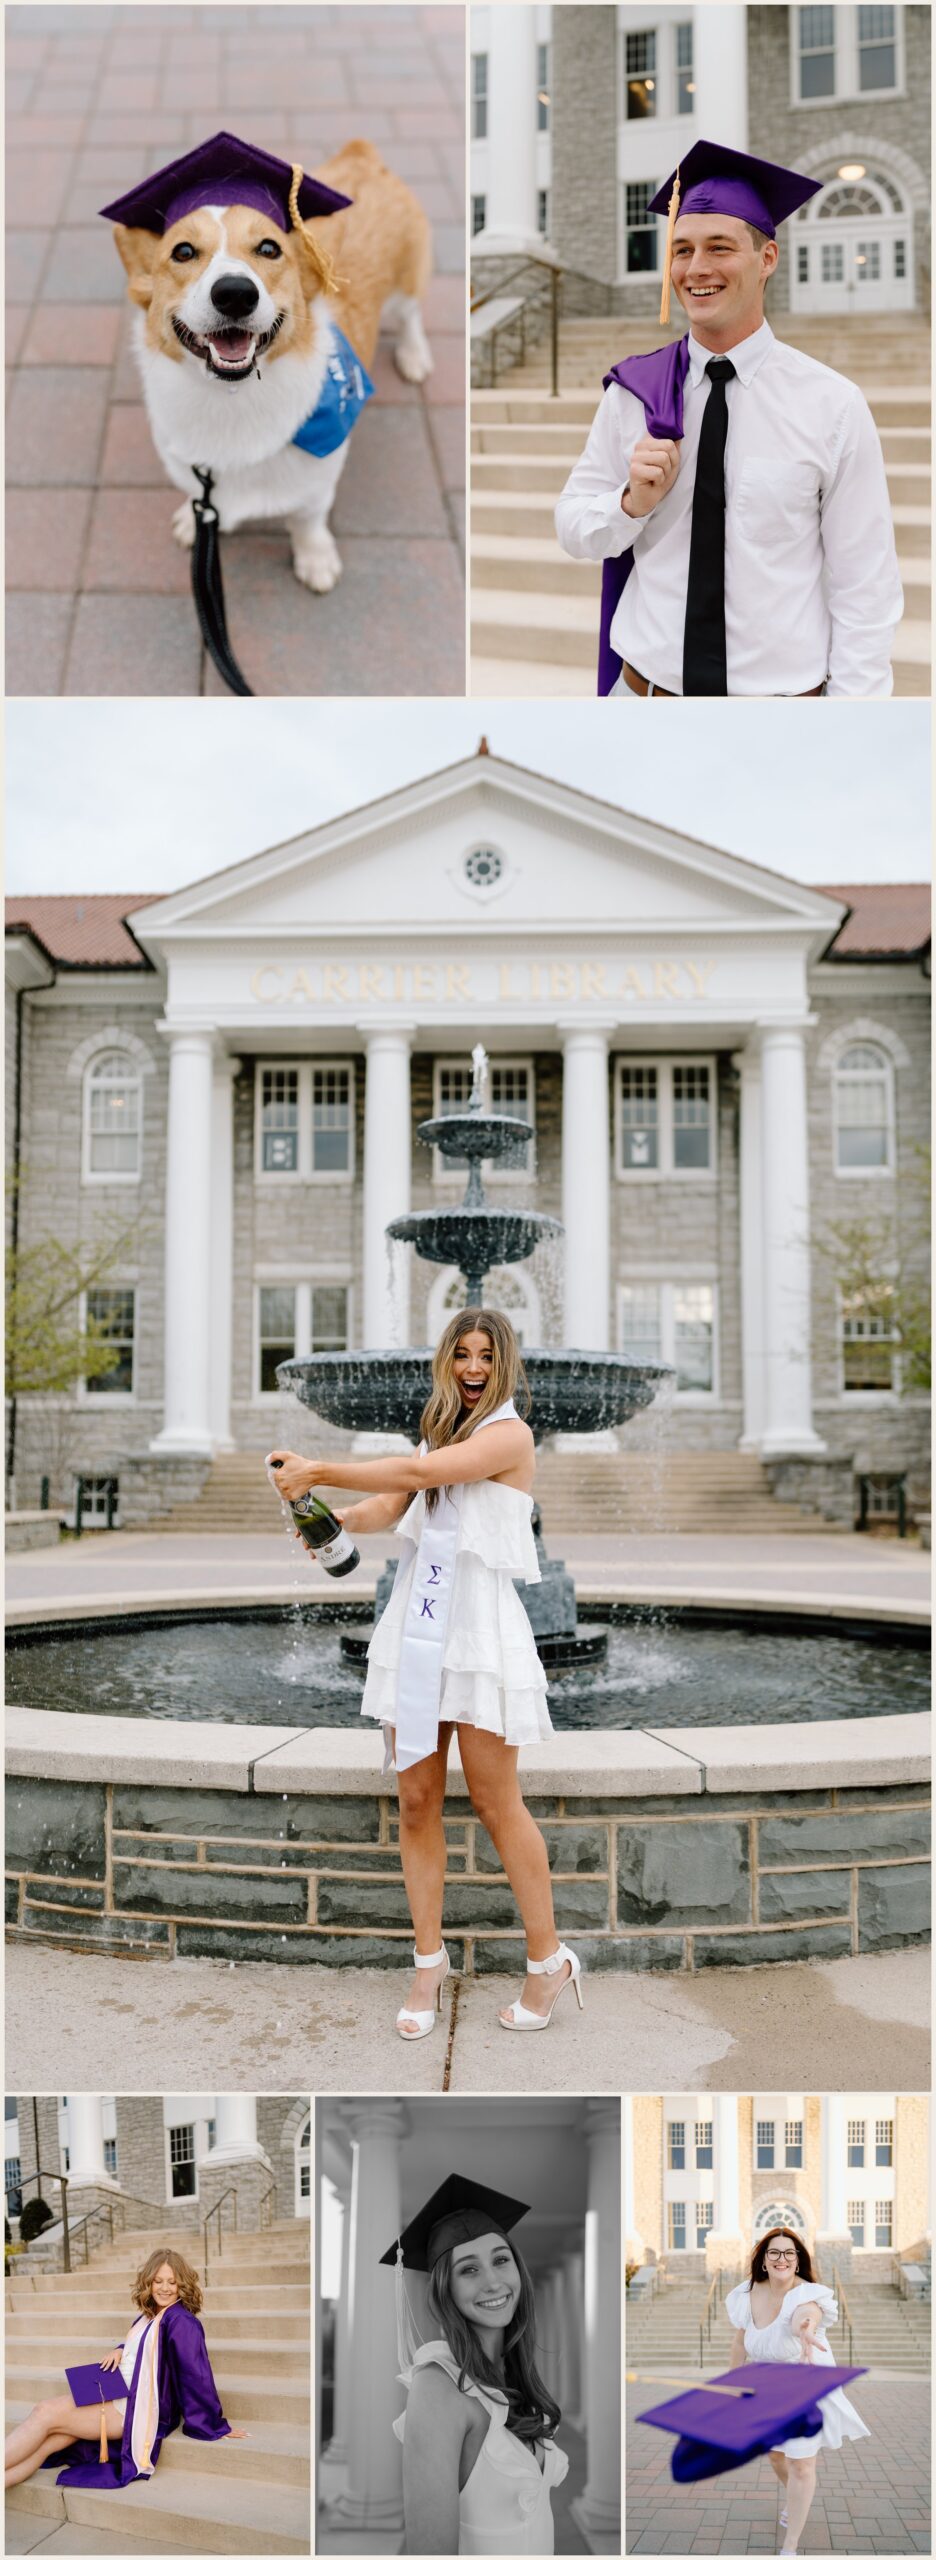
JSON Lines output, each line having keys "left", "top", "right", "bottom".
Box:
{"left": 818, "top": 883, "right": 931, "bottom": 958}
{"left": 5, "top": 895, "right": 160, "bottom": 967}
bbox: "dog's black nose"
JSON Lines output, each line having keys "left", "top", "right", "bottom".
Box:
{"left": 210, "top": 272, "right": 260, "bottom": 320}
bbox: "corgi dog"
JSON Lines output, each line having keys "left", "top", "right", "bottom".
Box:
{"left": 112, "top": 140, "right": 433, "bottom": 594}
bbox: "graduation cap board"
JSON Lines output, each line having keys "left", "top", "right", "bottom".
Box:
{"left": 99, "top": 133, "right": 353, "bottom": 697}
{"left": 65, "top": 2364, "right": 128, "bottom": 2468}
{"left": 647, "top": 138, "right": 823, "bottom": 325}
{"left": 380, "top": 2175, "right": 531, "bottom": 2274}
{"left": 633, "top": 2359, "right": 867, "bottom": 2481}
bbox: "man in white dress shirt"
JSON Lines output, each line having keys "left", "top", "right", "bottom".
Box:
{"left": 554, "top": 139, "right": 903, "bottom": 699}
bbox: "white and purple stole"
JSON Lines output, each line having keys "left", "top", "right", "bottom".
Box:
{"left": 390, "top": 1398, "right": 518, "bottom": 1773}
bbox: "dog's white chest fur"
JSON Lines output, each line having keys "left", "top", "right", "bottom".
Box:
{"left": 134, "top": 305, "right": 338, "bottom": 521}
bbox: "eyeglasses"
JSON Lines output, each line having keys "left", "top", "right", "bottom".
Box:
{"left": 766, "top": 2250, "right": 797, "bottom": 2263}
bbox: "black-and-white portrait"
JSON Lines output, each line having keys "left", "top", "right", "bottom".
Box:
{"left": 316, "top": 2096, "right": 620, "bottom": 2556}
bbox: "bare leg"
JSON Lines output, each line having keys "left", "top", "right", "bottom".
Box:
{"left": 768, "top": 2449, "right": 789, "bottom": 2488}
{"left": 782, "top": 2454, "right": 817, "bottom": 2552}
{"left": 456, "top": 1729, "right": 566, "bottom": 2020}
{"left": 289, "top": 447, "right": 348, "bottom": 593}
{"left": 5, "top": 2394, "right": 123, "bottom": 2486}
{"left": 394, "top": 1724, "right": 453, "bottom": 2034}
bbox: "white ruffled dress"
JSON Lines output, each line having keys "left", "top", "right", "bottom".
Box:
{"left": 360, "top": 1479, "right": 553, "bottom": 1747}
{"left": 725, "top": 2282, "right": 871, "bottom": 2460}
{"left": 394, "top": 2339, "right": 568, "bottom": 2555}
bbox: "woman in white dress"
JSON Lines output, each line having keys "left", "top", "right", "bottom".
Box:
{"left": 270, "top": 1307, "right": 583, "bottom": 2040}
{"left": 725, "top": 2226, "right": 870, "bottom": 2557}
{"left": 383, "top": 2174, "right": 569, "bottom": 2557}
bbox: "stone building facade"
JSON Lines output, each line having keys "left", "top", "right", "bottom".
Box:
{"left": 625, "top": 2091, "right": 930, "bottom": 2283}
{"left": 7, "top": 2093, "right": 310, "bottom": 2240}
{"left": 472, "top": 5, "right": 930, "bottom": 319}
{"left": 6, "top": 748, "right": 930, "bottom": 1525}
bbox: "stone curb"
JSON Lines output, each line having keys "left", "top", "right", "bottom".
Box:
{"left": 5, "top": 1582, "right": 929, "bottom": 1628}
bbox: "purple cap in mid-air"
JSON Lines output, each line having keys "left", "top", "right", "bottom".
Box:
{"left": 648, "top": 138, "right": 823, "bottom": 239}
{"left": 99, "top": 130, "right": 351, "bottom": 234}
{"left": 637, "top": 2359, "right": 867, "bottom": 2480}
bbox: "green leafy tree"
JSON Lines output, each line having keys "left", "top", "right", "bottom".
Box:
{"left": 814, "top": 1147, "right": 931, "bottom": 1394}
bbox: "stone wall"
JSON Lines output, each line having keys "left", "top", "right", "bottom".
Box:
{"left": 258, "top": 2096, "right": 310, "bottom": 2223}
{"left": 551, "top": 7, "right": 619, "bottom": 286}
{"left": 746, "top": 4, "right": 931, "bottom": 312}
{"left": 7, "top": 1769, "right": 929, "bottom": 1972}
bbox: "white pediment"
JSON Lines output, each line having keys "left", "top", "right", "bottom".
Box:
{"left": 131, "top": 756, "right": 843, "bottom": 951}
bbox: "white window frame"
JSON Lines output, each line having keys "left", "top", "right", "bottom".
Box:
{"left": 874, "top": 2198, "right": 893, "bottom": 2249}
{"left": 253, "top": 1272, "right": 353, "bottom": 1401}
{"left": 82, "top": 1047, "right": 143, "bottom": 1187}
{"left": 70, "top": 1473, "right": 121, "bottom": 1531}
{"left": 668, "top": 2200, "right": 687, "bottom": 2251}
{"left": 614, "top": 1056, "right": 717, "bottom": 1182}
{"left": 78, "top": 1284, "right": 137, "bottom": 1403}
{"left": 166, "top": 2120, "right": 198, "bottom": 2204}
{"left": 537, "top": 39, "right": 550, "bottom": 131}
{"left": 696, "top": 2201, "right": 714, "bottom": 2248}
{"left": 837, "top": 1284, "right": 899, "bottom": 1400}
{"left": 623, "top": 24, "right": 658, "bottom": 120}
{"left": 254, "top": 1059, "right": 356, "bottom": 1186}
{"left": 790, "top": 3, "right": 904, "bottom": 105}
{"left": 472, "top": 193, "right": 487, "bottom": 237}
{"left": 471, "top": 50, "right": 488, "bottom": 140}
{"left": 848, "top": 2199, "right": 866, "bottom": 2245}
{"left": 617, "top": 1275, "right": 720, "bottom": 1402}
{"left": 833, "top": 1042, "right": 895, "bottom": 1179}
{"left": 755, "top": 2119, "right": 776, "bottom": 2169}
{"left": 295, "top": 2112, "right": 311, "bottom": 2218}
{"left": 432, "top": 1055, "right": 536, "bottom": 1185}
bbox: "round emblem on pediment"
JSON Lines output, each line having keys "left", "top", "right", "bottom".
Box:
{"left": 463, "top": 845, "right": 504, "bottom": 889}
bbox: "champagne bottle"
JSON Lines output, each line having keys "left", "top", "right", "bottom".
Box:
{"left": 268, "top": 1462, "right": 360, "bottom": 1577}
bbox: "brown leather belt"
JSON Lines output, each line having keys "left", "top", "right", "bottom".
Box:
{"left": 623, "top": 663, "right": 825, "bottom": 699}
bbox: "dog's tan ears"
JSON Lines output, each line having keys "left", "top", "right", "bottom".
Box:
{"left": 112, "top": 223, "right": 161, "bottom": 305}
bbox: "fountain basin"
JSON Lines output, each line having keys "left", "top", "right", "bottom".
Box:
{"left": 278, "top": 1346, "right": 669, "bottom": 1440}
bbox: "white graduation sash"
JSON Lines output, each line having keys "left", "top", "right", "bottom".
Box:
{"left": 129, "top": 2310, "right": 163, "bottom": 2476}
{"left": 389, "top": 1398, "right": 519, "bottom": 1774}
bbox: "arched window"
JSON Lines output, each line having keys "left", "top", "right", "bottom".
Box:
{"left": 834, "top": 1041, "right": 893, "bottom": 1172}
{"left": 84, "top": 1049, "right": 142, "bottom": 1181}
{"left": 295, "top": 2113, "right": 311, "bottom": 2217}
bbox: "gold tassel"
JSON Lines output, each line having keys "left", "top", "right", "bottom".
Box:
{"left": 98, "top": 2396, "right": 109, "bottom": 2464}
{"left": 288, "top": 162, "right": 341, "bottom": 299}
{"left": 658, "top": 166, "right": 681, "bottom": 328}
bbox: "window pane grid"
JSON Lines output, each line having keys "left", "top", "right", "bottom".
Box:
{"left": 170, "top": 2125, "right": 194, "bottom": 2164}
{"left": 86, "top": 1289, "right": 135, "bottom": 1396}
{"left": 89, "top": 1054, "right": 141, "bottom": 1174}
{"left": 471, "top": 52, "right": 487, "bottom": 138}
{"left": 311, "top": 1286, "right": 349, "bottom": 1351}
{"left": 626, "top": 26, "right": 657, "bottom": 118}
{"left": 262, "top": 1067, "right": 299, "bottom": 1173}
{"left": 620, "top": 1065, "right": 659, "bottom": 1170}
{"left": 673, "top": 1063, "right": 711, "bottom": 1169}
{"left": 674, "top": 1284, "right": 714, "bottom": 1393}
{"left": 259, "top": 1286, "right": 296, "bottom": 1393}
{"left": 799, "top": 3, "right": 835, "bottom": 96}
{"left": 312, "top": 1065, "right": 351, "bottom": 1173}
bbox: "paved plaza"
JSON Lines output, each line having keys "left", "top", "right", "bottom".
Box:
{"left": 6, "top": 4, "right": 465, "bottom": 696}
{"left": 626, "top": 2373, "right": 931, "bottom": 2554}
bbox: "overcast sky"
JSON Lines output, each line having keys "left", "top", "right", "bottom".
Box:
{"left": 6, "top": 698, "right": 929, "bottom": 894}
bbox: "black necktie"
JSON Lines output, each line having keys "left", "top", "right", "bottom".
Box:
{"left": 683, "top": 356, "right": 736, "bottom": 696}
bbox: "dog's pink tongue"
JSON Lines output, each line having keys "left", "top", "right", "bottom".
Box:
{"left": 210, "top": 330, "right": 253, "bottom": 363}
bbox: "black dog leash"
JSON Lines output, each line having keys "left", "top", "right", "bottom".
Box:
{"left": 190, "top": 466, "right": 254, "bottom": 697}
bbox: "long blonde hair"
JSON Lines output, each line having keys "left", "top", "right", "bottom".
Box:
{"left": 420, "top": 1306, "right": 531, "bottom": 1515}
{"left": 131, "top": 2247, "right": 203, "bottom": 2316}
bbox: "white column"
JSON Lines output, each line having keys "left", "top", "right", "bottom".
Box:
{"left": 559, "top": 2250, "right": 585, "bottom": 2431}
{"left": 571, "top": 2099, "right": 621, "bottom": 2554}
{"left": 735, "top": 1043, "right": 765, "bottom": 1448}
{"left": 360, "top": 1024, "right": 413, "bottom": 1347}
{"left": 210, "top": 2095, "right": 266, "bottom": 2167}
{"left": 329, "top": 2178, "right": 354, "bottom": 2466}
{"left": 65, "top": 2095, "right": 118, "bottom": 2190}
{"left": 209, "top": 1054, "right": 240, "bottom": 1448}
{"left": 713, "top": 2096, "right": 744, "bottom": 2262}
{"left": 325, "top": 2099, "right": 406, "bottom": 2534}
{"left": 559, "top": 1021, "right": 614, "bottom": 1351}
{"left": 624, "top": 2095, "right": 641, "bottom": 2259}
{"left": 150, "top": 1025, "right": 216, "bottom": 1456}
{"left": 821, "top": 2095, "right": 848, "bottom": 2234}
{"left": 477, "top": 5, "right": 543, "bottom": 252}
{"left": 759, "top": 1023, "right": 824, "bottom": 1456}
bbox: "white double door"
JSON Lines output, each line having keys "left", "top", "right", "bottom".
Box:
{"left": 794, "top": 215, "right": 914, "bottom": 313}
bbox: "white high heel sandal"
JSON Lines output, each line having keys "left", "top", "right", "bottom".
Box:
{"left": 395, "top": 1945, "right": 450, "bottom": 2040}
{"left": 499, "top": 1942, "right": 584, "bottom": 2031}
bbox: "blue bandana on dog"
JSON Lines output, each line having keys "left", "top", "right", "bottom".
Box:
{"left": 291, "top": 325, "right": 375, "bottom": 458}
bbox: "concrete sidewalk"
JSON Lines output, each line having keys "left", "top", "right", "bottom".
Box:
{"left": 6, "top": 3, "right": 465, "bottom": 697}
{"left": 6, "top": 1527, "right": 930, "bottom": 1617}
{"left": 5, "top": 1939, "right": 929, "bottom": 2094}
{"left": 626, "top": 2372, "right": 931, "bottom": 2553}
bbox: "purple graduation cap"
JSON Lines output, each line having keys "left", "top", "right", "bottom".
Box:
{"left": 647, "top": 138, "right": 823, "bottom": 321}
{"left": 635, "top": 2359, "right": 867, "bottom": 2482}
{"left": 99, "top": 130, "right": 351, "bottom": 234}
{"left": 380, "top": 2173, "right": 530, "bottom": 2272}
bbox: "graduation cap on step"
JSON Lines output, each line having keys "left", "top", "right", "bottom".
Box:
{"left": 99, "top": 129, "right": 351, "bottom": 236}
{"left": 380, "top": 2174, "right": 531, "bottom": 2274}
{"left": 632, "top": 2359, "right": 867, "bottom": 2481}
{"left": 647, "top": 138, "right": 823, "bottom": 324}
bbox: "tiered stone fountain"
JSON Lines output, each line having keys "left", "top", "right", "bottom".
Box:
{"left": 279, "top": 1047, "right": 670, "bottom": 1668}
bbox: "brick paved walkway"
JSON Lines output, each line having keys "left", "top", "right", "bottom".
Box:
{"left": 6, "top": 4, "right": 465, "bottom": 695}
{"left": 626, "top": 2375, "right": 931, "bottom": 2554}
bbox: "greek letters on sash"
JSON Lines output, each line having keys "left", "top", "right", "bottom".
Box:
{"left": 386, "top": 1399, "right": 519, "bottom": 1774}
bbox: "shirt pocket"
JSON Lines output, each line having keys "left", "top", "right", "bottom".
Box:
{"left": 735, "top": 458, "right": 820, "bottom": 550}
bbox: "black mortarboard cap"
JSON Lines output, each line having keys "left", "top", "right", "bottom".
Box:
{"left": 99, "top": 130, "right": 351, "bottom": 236}
{"left": 637, "top": 2360, "right": 867, "bottom": 2481}
{"left": 380, "top": 2174, "right": 530, "bottom": 2274}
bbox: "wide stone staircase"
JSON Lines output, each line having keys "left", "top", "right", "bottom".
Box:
{"left": 143, "top": 1447, "right": 824, "bottom": 1537}
{"left": 627, "top": 2271, "right": 931, "bottom": 2376}
{"left": 471, "top": 313, "right": 931, "bottom": 699}
{"left": 5, "top": 2221, "right": 311, "bottom": 2555}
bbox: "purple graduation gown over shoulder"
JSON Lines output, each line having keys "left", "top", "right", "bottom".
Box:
{"left": 597, "top": 335, "right": 691, "bottom": 695}
{"left": 48, "top": 2300, "right": 231, "bottom": 2488}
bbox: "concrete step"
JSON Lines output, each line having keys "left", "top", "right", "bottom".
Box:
{"left": 6, "top": 2369, "right": 309, "bottom": 2426}
{"left": 473, "top": 575, "right": 928, "bottom": 679}
{"left": 6, "top": 2465, "right": 310, "bottom": 2555}
{"left": 7, "top": 2349, "right": 309, "bottom": 2394}
{"left": 33, "top": 2257, "right": 309, "bottom": 2288}
{"left": 472, "top": 384, "right": 932, "bottom": 431}
{"left": 7, "top": 2309, "right": 309, "bottom": 2340}
{"left": 5, "top": 2407, "right": 311, "bottom": 2489}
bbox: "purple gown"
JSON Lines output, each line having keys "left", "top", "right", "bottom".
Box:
{"left": 597, "top": 335, "right": 692, "bottom": 695}
{"left": 47, "top": 2301, "right": 231, "bottom": 2489}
